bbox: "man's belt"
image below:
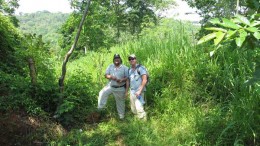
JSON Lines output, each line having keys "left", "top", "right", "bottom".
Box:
{"left": 111, "top": 84, "right": 125, "bottom": 88}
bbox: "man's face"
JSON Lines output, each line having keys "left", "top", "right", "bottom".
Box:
{"left": 114, "top": 58, "right": 121, "bottom": 66}
{"left": 128, "top": 57, "right": 136, "bottom": 66}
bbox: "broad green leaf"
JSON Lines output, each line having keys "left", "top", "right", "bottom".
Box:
{"left": 220, "top": 18, "right": 240, "bottom": 29}
{"left": 205, "top": 27, "right": 227, "bottom": 32}
{"left": 253, "top": 31, "right": 260, "bottom": 40}
{"left": 236, "top": 14, "right": 250, "bottom": 26}
{"left": 226, "top": 30, "right": 237, "bottom": 38}
{"left": 239, "top": 29, "right": 247, "bottom": 38}
{"left": 245, "top": 27, "right": 258, "bottom": 32}
{"left": 251, "top": 20, "right": 260, "bottom": 27}
{"left": 209, "top": 18, "right": 221, "bottom": 24}
{"left": 232, "top": 18, "right": 240, "bottom": 23}
{"left": 214, "top": 31, "right": 226, "bottom": 46}
{"left": 235, "top": 36, "right": 246, "bottom": 47}
{"left": 197, "top": 33, "right": 216, "bottom": 45}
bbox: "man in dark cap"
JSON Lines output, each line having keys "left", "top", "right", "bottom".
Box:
{"left": 98, "top": 54, "right": 129, "bottom": 119}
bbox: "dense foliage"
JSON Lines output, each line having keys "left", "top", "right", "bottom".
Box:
{"left": 17, "top": 11, "right": 69, "bottom": 57}
{"left": 52, "top": 20, "right": 259, "bottom": 145}
{"left": 184, "top": 0, "right": 259, "bottom": 25}
{"left": 59, "top": 0, "right": 175, "bottom": 58}
{"left": 0, "top": 0, "right": 19, "bottom": 26}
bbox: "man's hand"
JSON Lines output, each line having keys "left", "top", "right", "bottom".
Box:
{"left": 135, "top": 90, "right": 141, "bottom": 97}
{"left": 111, "top": 76, "right": 117, "bottom": 81}
{"left": 124, "top": 92, "right": 128, "bottom": 98}
{"left": 116, "top": 79, "right": 123, "bottom": 83}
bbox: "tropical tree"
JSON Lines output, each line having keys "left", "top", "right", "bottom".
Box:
{"left": 0, "top": 0, "right": 19, "bottom": 26}
{"left": 197, "top": 10, "right": 260, "bottom": 84}
{"left": 59, "top": 0, "right": 174, "bottom": 56}
{"left": 184, "top": 0, "right": 259, "bottom": 25}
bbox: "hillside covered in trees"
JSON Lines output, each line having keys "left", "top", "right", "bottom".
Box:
{"left": 17, "top": 11, "right": 69, "bottom": 55}
{"left": 0, "top": 0, "right": 259, "bottom": 145}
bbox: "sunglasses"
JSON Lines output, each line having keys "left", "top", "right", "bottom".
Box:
{"left": 128, "top": 58, "right": 136, "bottom": 61}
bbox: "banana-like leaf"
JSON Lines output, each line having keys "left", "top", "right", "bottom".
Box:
{"left": 220, "top": 18, "right": 240, "bottom": 29}
{"left": 239, "top": 29, "right": 248, "bottom": 38}
{"left": 214, "top": 31, "right": 226, "bottom": 46}
{"left": 205, "top": 27, "right": 227, "bottom": 32}
{"left": 232, "top": 18, "right": 240, "bottom": 23}
{"left": 197, "top": 33, "right": 216, "bottom": 45}
{"left": 253, "top": 31, "right": 260, "bottom": 40}
{"left": 236, "top": 14, "right": 251, "bottom": 26}
{"left": 209, "top": 18, "right": 221, "bottom": 24}
{"left": 235, "top": 36, "right": 246, "bottom": 47}
{"left": 246, "top": 27, "right": 258, "bottom": 32}
{"left": 250, "top": 20, "right": 260, "bottom": 27}
{"left": 226, "top": 30, "right": 237, "bottom": 38}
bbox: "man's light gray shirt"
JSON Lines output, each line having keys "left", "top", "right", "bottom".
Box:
{"left": 129, "top": 64, "right": 147, "bottom": 92}
{"left": 105, "top": 64, "right": 128, "bottom": 87}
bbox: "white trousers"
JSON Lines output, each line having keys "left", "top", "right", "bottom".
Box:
{"left": 130, "top": 90, "right": 146, "bottom": 119}
{"left": 98, "top": 85, "right": 125, "bottom": 118}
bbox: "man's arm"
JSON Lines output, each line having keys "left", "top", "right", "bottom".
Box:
{"left": 118, "top": 77, "right": 128, "bottom": 82}
{"left": 118, "top": 66, "right": 129, "bottom": 83}
{"left": 105, "top": 74, "right": 117, "bottom": 81}
{"left": 135, "top": 74, "right": 147, "bottom": 96}
{"left": 125, "top": 78, "right": 129, "bottom": 97}
{"left": 104, "top": 65, "right": 117, "bottom": 80}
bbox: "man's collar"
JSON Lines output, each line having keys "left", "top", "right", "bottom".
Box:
{"left": 131, "top": 64, "right": 138, "bottom": 69}
{"left": 113, "top": 64, "right": 122, "bottom": 68}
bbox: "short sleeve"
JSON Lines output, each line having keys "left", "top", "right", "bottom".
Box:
{"left": 105, "top": 64, "right": 112, "bottom": 75}
{"left": 139, "top": 66, "right": 147, "bottom": 76}
{"left": 124, "top": 66, "right": 129, "bottom": 77}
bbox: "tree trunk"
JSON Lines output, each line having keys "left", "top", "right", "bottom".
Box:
{"left": 28, "top": 57, "right": 37, "bottom": 98}
{"left": 58, "top": 0, "right": 91, "bottom": 95}
{"left": 28, "top": 58, "right": 37, "bottom": 86}
{"left": 84, "top": 46, "right": 87, "bottom": 55}
{"left": 236, "top": 0, "right": 239, "bottom": 14}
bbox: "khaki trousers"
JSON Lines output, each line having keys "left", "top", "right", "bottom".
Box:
{"left": 98, "top": 85, "right": 125, "bottom": 118}
{"left": 130, "top": 90, "right": 146, "bottom": 119}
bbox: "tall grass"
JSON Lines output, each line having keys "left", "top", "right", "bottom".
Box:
{"left": 53, "top": 19, "right": 259, "bottom": 145}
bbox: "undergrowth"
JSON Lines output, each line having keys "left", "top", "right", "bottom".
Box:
{"left": 51, "top": 19, "right": 259, "bottom": 145}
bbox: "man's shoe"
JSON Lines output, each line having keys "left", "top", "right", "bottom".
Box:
{"left": 119, "top": 115, "right": 125, "bottom": 121}
{"left": 140, "top": 116, "right": 147, "bottom": 121}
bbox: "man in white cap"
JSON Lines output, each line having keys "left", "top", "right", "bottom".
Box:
{"left": 98, "top": 54, "right": 129, "bottom": 119}
{"left": 128, "top": 54, "right": 147, "bottom": 120}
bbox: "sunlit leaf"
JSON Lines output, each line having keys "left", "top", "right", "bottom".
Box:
{"left": 246, "top": 27, "right": 258, "bottom": 32}
{"left": 214, "top": 31, "right": 225, "bottom": 46}
{"left": 251, "top": 20, "right": 260, "bottom": 27}
{"left": 239, "top": 29, "right": 248, "bottom": 38}
{"left": 235, "top": 36, "right": 246, "bottom": 47}
{"left": 220, "top": 18, "right": 240, "bottom": 29}
{"left": 209, "top": 18, "right": 221, "bottom": 24}
{"left": 197, "top": 33, "right": 216, "bottom": 45}
{"left": 226, "top": 30, "right": 237, "bottom": 38}
{"left": 236, "top": 14, "right": 251, "bottom": 26}
{"left": 253, "top": 31, "right": 260, "bottom": 40}
{"left": 205, "top": 27, "right": 227, "bottom": 32}
{"left": 232, "top": 18, "right": 240, "bottom": 23}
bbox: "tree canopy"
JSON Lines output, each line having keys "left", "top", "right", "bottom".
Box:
{"left": 184, "top": 0, "right": 260, "bottom": 25}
